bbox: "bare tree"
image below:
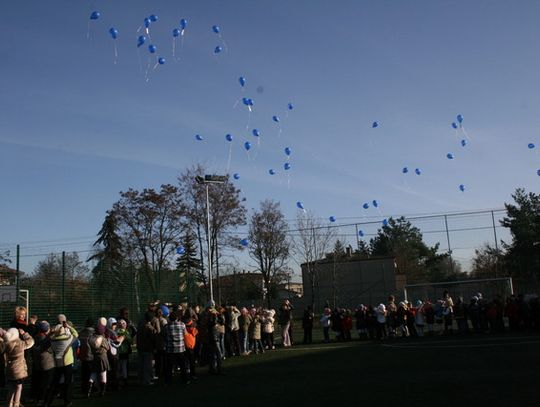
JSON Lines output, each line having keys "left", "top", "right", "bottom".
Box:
{"left": 248, "top": 200, "right": 290, "bottom": 308}
{"left": 292, "top": 211, "right": 336, "bottom": 308}
{"left": 112, "top": 184, "right": 186, "bottom": 302}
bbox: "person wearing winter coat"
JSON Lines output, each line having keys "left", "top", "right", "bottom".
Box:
{"left": 116, "top": 319, "right": 132, "bottom": 387}
{"left": 78, "top": 318, "right": 95, "bottom": 395}
{"left": 164, "top": 312, "right": 189, "bottom": 384}
{"left": 249, "top": 311, "right": 264, "bottom": 354}
{"left": 302, "top": 306, "right": 315, "bottom": 344}
{"left": 238, "top": 308, "right": 252, "bottom": 355}
{"left": 87, "top": 321, "right": 110, "bottom": 397}
{"left": 46, "top": 318, "right": 78, "bottom": 407}
{"left": 31, "top": 321, "right": 54, "bottom": 406}
{"left": 320, "top": 307, "right": 332, "bottom": 342}
{"left": 136, "top": 311, "right": 158, "bottom": 386}
{"left": 106, "top": 318, "right": 122, "bottom": 391}
{"left": 2, "top": 327, "right": 34, "bottom": 407}
{"left": 262, "top": 309, "right": 276, "bottom": 350}
{"left": 278, "top": 300, "right": 293, "bottom": 347}
{"left": 415, "top": 301, "right": 426, "bottom": 337}
{"left": 183, "top": 318, "right": 198, "bottom": 380}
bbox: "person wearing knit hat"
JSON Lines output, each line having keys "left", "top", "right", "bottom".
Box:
{"left": 31, "top": 321, "right": 54, "bottom": 406}
{"left": 87, "top": 323, "right": 110, "bottom": 397}
{"left": 4, "top": 327, "right": 34, "bottom": 407}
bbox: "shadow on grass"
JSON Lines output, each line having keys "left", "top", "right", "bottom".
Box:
{"left": 75, "top": 335, "right": 540, "bottom": 407}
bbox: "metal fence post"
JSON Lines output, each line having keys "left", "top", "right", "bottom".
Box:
{"left": 15, "top": 245, "right": 20, "bottom": 305}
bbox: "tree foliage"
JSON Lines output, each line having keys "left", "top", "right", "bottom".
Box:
{"left": 500, "top": 188, "right": 540, "bottom": 281}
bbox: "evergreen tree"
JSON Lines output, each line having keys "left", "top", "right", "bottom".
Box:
{"left": 176, "top": 233, "right": 203, "bottom": 304}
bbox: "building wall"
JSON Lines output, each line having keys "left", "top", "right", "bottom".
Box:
{"left": 301, "top": 257, "right": 398, "bottom": 310}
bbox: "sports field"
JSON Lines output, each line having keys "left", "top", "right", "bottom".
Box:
{"left": 78, "top": 333, "right": 540, "bottom": 407}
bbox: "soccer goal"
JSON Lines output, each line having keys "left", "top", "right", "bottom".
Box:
{"left": 403, "top": 277, "right": 514, "bottom": 303}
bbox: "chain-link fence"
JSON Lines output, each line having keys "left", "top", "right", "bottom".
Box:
{"left": 0, "top": 208, "right": 517, "bottom": 328}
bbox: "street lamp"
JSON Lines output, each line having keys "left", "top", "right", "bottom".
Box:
{"left": 196, "top": 174, "right": 228, "bottom": 303}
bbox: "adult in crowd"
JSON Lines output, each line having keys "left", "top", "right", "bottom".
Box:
{"left": 31, "top": 321, "right": 54, "bottom": 406}
{"left": 78, "top": 318, "right": 95, "bottom": 396}
{"left": 164, "top": 312, "right": 189, "bottom": 384}
{"left": 302, "top": 305, "right": 314, "bottom": 344}
{"left": 46, "top": 315, "right": 78, "bottom": 407}
{"left": 2, "top": 327, "right": 34, "bottom": 407}
{"left": 136, "top": 310, "right": 158, "bottom": 386}
{"left": 10, "top": 306, "right": 28, "bottom": 334}
{"left": 87, "top": 318, "right": 110, "bottom": 397}
{"left": 278, "top": 299, "right": 293, "bottom": 347}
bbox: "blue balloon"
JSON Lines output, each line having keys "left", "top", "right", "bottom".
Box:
{"left": 226, "top": 134, "right": 233, "bottom": 142}
{"left": 247, "top": 99, "right": 254, "bottom": 106}
{"left": 90, "top": 11, "right": 100, "bottom": 20}
{"left": 402, "top": 167, "right": 409, "bottom": 174}
{"left": 214, "top": 46, "right": 223, "bottom": 54}
{"left": 239, "top": 77, "right": 246, "bottom": 87}
{"left": 137, "top": 35, "right": 147, "bottom": 47}
{"left": 180, "top": 19, "right": 188, "bottom": 30}
{"left": 244, "top": 141, "right": 251, "bottom": 151}
{"left": 382, "top": 219, "right": 389, "bottom": 226}
{"left": 296, "top": 201, "right": 304, "bottom": 210}
{"left": 240, "top": 238, "right": 249, "bottom": 247}
{"left": 537, "top": 169, "right": 540, "bottom": 176}
{"left": 148, "top": 44, "right": 157, "bottom": 53}
{"left": 195, "top": 134, "right": 203, "bottom": 141}
{"left": 158, "top": 57, "right": 165, "bottom": 65}
{"left": 242, "top": 98, "right": 250, "bottom": 106}
{"left": 233, "top": 173, "right": 240, "bottom": 180}
{"left": 284, "top": 147, "right": 292, "bottom": 156}
{"left": 447, "top": 153, "right": 454, "bottom": 160}
{"left": 372, "top": 200, "right": 379, "bottom": 208}
{"left": 252, "top": 129, "right": 260, "bottom": 137}
{"left": 461, "top": 139, "right": 467, "bottom": 147}
{"left": 273, "top": 115, "right": 280, "bottom": 123}
{"left": 144, "top": 18, "right": 151, "bottom": 28}
{"left": 457, "top": 114, "right": 464, "bottom": 123}
{"left": 176, "top": 246, "right": 185, "bottom": 255}
{"left": 528, "top": 143, "right": 535, "bottom": 149}
{"left": 284, "top": 162, "right": 291, "bottom": 171}
{"left": 452, "top": 122, "right": 458, "bottom": 129}
{"left": 149, "top": 14, "right": 158, "bottom": 22}
{"left": 459, "top": 184, "right": 465, "bottom": 192}
{"left": 415, "top": 168, "right": 422, "bottom": 175}
{"left": 212, "top": 25, "right": 220, "bottom": 34}
{"left": 288, "top": 103, "right": 294, "bottom": 110}
{"left": 329, "top": 216, "right": 336, "bottom": 222}
{"left": 269, "top": 169, "right": 276, "bottom": 175}
{"left": 362, "top": 203, "right": 369, "bottom": 209}
{"left": 109, "top": 28, "right": 118, "bottom": 39}
{"left": 372, "top": 121, "right": 379, "bottom": 128}
{"left": 358, "top": 230, "right": 364, "bottom": 237}
{"left": 173, "top": 28, "right": 181, "bottom": 37}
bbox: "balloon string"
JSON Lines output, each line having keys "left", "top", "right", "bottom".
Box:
{"left": 145, "top": 57, "right": 151, "bottom": 82}
{"left": 87, "top": 22, "right": 91, "bottom": 40}
{"left": 461, "top": 126, "right": 471, "bottom": 141}
{"left": 113, "top": 42, "right": 118, "bottom": 65}
{"left": 232, "top": 99, "right": 240, "bottom": 109}
{"left": 180, "top": 36, "right": 185, "bottom": 59}
{"left": 226, "top": 145, "right": 232, "bottom": 173}
{"left": 219, "top": 34, "right": 229, "bottom": 53}
{"left": 172, "top": 38, "right": 176, "bottom": 61}
{"left": 245, "top": 110, "right": 251, "bottom": 130}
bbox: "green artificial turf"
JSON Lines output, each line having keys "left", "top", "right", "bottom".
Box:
{"left": 74, "top": 333, "right": 539, "bottom": 407}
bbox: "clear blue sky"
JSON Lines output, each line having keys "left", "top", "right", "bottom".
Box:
{"left": 1, "top": 0, "right": 539, "bottom": 273}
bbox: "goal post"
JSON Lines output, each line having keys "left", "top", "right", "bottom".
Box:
{"left": 404, "top": 277, "right": 514, "bottom": 303}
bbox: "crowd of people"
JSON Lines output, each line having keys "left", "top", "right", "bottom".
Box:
{"left": 0, "top": 298, "right": 298, "bottom": 407}
{"left": 320, "top": 292, "right": 540, "bottom": 341}
{"left": 0, "top": 292, "right": 537, "bottom": 406}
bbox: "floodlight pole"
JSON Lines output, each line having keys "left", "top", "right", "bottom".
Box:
{"left": 205, "top": 183, "right": 213, "bottom": 303}
{"left": 196, "top": 175, "right": 227, "bottom": 304}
